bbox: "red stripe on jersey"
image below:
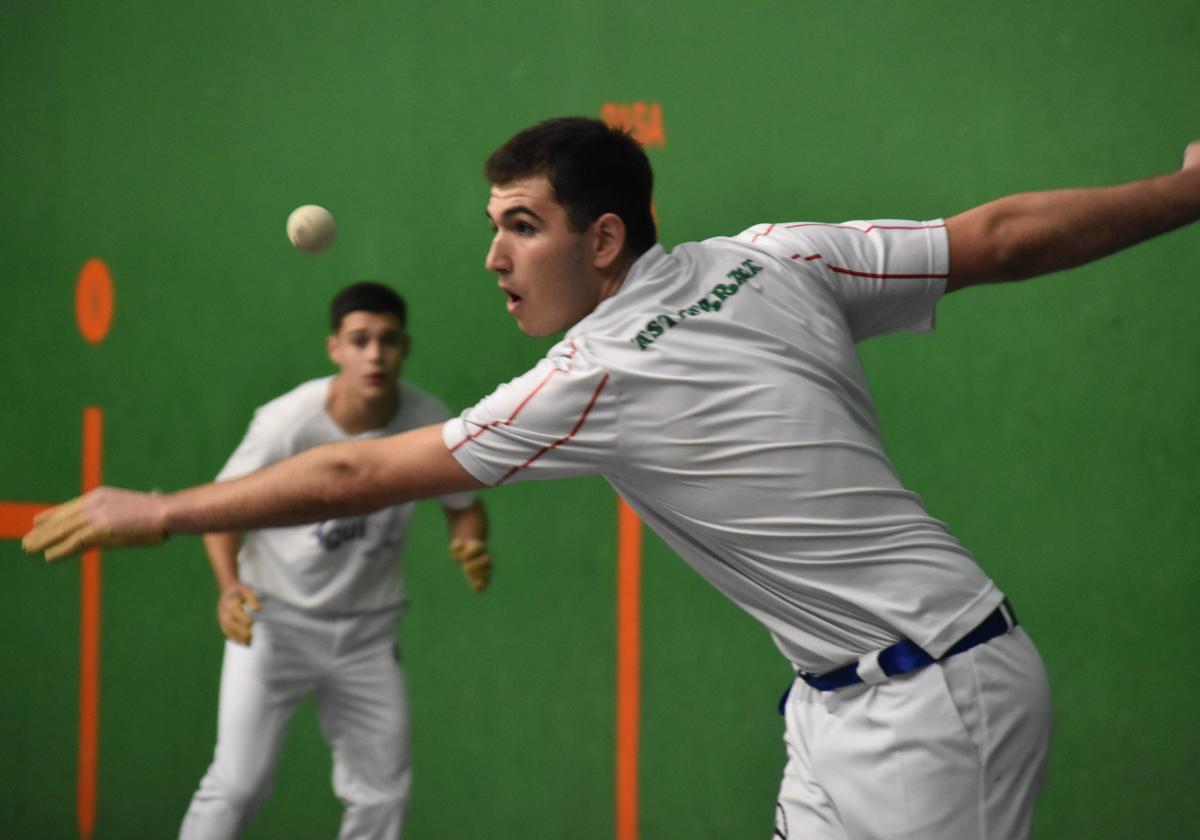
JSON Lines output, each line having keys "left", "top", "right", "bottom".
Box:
{"left": 449, "top": 343, "right": 579, "bottom": 453}
{"left": 752, "top": 220, "right": 944, "bottom": 244}
{"left": 783, "top": 222, "right": 946, "bottom": 235}
{"left": 826, "top": 264, "right": 948, "bottom": 280}
{"left": 749, "top": 223, "right": 778, "bottom": 242}
{"left": 770, "top": 224, "right": 946, "bottom": 279}
{"left": 494, "top": 372, "right": 610, "bottom": 485}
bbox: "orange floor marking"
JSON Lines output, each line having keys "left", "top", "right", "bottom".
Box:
{"left": 77, "top": 407, "right": 103, "bottom": 840}
{"left": 615, "top": 497, "right": 643, "bottom": 840}
{"left": 0, "top": 502, "right": 49, "bottom": 538}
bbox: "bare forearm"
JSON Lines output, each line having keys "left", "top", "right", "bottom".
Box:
{"left": 163, "top": 425, "right": 482, "bottom": 535}
{"left": 446, "top": 499, "right": 488, "bottom": 544}
{"left": 948, "top": 155, "right": 1200, "bottom": 288}
{"left": 203, "top": 532, "right": 243, "bottom": 591}
{"left": 206, "top": 531, "right": 260, "bottom": 643}
{"left": 165, "top": 441, "right": 391, "bottom": 534}
{"left": 22, "top": 424, "right": 485, "bottom": 562}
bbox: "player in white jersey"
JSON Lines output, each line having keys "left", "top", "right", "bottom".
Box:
{"left": 27, "top": 121, "right": 1200, "bottom": 839}
{"left": 178, "top": 282, "right": 491, "bottom": 840}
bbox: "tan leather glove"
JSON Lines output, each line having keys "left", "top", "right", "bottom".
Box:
{"left": 218, "top": 583, "right": 261, "bottom": 645}
{"left": 449, "top": 538, "right": 492, "bottom": 593}
{"left": 22, "top": 490, "right": 166, "bottom": 562}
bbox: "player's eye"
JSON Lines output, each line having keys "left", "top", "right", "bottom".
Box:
{"left": 514, "top": 220, "right": 535, "bottom": 235}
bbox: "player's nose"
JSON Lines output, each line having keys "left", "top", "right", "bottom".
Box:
{"left": 485, "top": 234, "right": 509, "bottom": 273}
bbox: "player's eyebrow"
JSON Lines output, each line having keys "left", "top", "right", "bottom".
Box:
{"left": 486, "top": 205, "right": 544, "bottom": 225}
{"left": 344, "top": 326, "right": 400, "bottom": 338}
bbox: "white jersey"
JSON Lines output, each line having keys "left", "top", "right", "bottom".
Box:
{"left": 444, "top": 219, "right": 1002, "bottom": 673}
{"left": 221, "top": 376, "right": 476, "bottom": 614}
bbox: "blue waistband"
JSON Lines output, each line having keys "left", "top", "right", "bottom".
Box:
{"left": 795, "top": 598, "right": 1018, "bottom": 695}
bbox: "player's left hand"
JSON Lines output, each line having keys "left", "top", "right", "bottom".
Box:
{"left": 1182, "top": 140, "right": 1200, "bottom": 171}
{"left": 22, "top": 487, "right": 167, "bottom": 562}
{"left": 449, "top": 537, "right": 492, "bottom": 593}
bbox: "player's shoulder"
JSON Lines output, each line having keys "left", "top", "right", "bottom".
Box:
{"left": 542, "top": 332, "right": 610, "bottom": 378}
{"left": 667, "top": 226, "right": 817, "bottom": 281}
{"left": 710, "top": 220, "right": 831, "bottom": 258}
{"left": 392, "top": 379, "right": 455, "bottom": 427}
{"left": 396, "top": 379, "right": 444, "bottom": 410}
{"left": 252, "top": 377, "right": 332, "bottom": 425}
{"left": 729, "top": 218, "right": 949, "bottom": 252}
{"left": 478, "top": 337, "right": 608, "bottom": 404}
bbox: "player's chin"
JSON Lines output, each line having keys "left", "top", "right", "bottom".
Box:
{"left": 517, "top": 321, "right": 558, "bottom": 338}
{"left": 512, "top": 310, "right": 563, "bottom": 338}
{"left": 355, "top": 381, "right": 388, "bottom": 402}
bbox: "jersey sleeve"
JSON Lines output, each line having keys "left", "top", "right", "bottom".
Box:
{"left": 441, "top": 342, "right": 616, "bottom": 486}
{"left": 407, "top": 387, "right": 480, "bottom": 511}
{"left": 739, "top": 219, "right": 949, "bottom": 342}
{"left": 215, "top": 405, "right": 291, "bottom": 482}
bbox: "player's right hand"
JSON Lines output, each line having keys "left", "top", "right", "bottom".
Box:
{"left": 449, "top": 538, "right": 492, "bottom": 593}
{"left": 218, "top": 583, "right": 261, "bottom": 645}
{"left": 22, "top": 487, "right": 168, "bottom": 562}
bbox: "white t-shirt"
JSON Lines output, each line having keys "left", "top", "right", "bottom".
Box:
{"left": 221, "top": 376, "right": 476, "bottom": 614}
{"left": 445, "top": 219, "right": 1002, "bottom": 672}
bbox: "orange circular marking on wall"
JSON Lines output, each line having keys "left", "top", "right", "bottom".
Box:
{"left": 76, "top": 258, "right": 114, "bottom": 344}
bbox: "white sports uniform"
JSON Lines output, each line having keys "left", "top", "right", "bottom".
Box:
{"left": 181, "top": 376, "right": 476, "bottom": 840}
{"left": 444, "top": 221, "right": 1052, "bottom": 839}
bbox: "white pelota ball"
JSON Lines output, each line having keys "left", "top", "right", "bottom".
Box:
{"left": 286, "top": 204, "right": 336, "bottom": 253}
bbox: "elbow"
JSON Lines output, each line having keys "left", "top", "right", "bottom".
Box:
{"left": 948, "top": 204, "right": 1041, "bottom": 288}
{"left": 981, "top": 237, "right": 1036, "bottom": 284}
{"left": 316, "top": 445, "right": 389, "bottom": 515}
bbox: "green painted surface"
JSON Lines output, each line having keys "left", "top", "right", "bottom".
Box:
{"left": 2, "top": 2, "right": 1197, "bottom": 836}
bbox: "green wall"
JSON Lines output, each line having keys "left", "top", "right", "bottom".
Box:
{"left": 2, "top": 1, "right": 1197, "bottom": 837}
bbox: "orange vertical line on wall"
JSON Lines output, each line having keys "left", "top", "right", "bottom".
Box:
{"left": 0, "top": 502, "right": 50, "bottom": 538}
{"left": 615, "top": 497, "right": 643, "bottom": 840}
{"left": 77, "top": 407, "right": 103, "bottom": 840}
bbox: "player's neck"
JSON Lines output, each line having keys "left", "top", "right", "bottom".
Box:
{"left": 586, "top": 260, "right": 632, "bottom": 316}
{"left": 325, "top": 376, "right": 399, "bottom": 436}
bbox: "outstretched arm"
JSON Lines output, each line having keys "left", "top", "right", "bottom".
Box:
{"left": 24, "top": 424, "right": 485, "bottom": 561}
{"left": 945, "top": 141, "right": 1200, "bottom": 291}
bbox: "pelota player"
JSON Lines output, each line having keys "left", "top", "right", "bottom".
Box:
{"left": 178, "top": 282, "right": 491, "bottom": 840}
{"left": 27, "top": 120, "right": 1200, "bottom": 838}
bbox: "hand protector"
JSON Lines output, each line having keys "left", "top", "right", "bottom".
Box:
{"left": 449, "top": 537, "right": 492, "bottom": 593}
{"left": 218, "top": 584, "right": 261, "bottom": 645}
{"left": 21, "top": 490, "right": 166, "bottom": 562}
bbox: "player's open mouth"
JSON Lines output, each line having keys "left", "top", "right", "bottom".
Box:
{"left": 505, "top": 290, "right": 522, "bottom": 312}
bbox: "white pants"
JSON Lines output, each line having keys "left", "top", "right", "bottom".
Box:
{"left": 179, "top": 599, "right": 411, "bottom": 840}
{"left": 775, "top": 627, "right": 1052, "bottom": 840}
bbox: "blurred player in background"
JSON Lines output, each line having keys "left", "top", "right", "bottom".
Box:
{"left": 178, "top": 282, "right": 491, "bottom": 840}
{"left": 28, "top": 122, "right": 1200, "bottom": 839}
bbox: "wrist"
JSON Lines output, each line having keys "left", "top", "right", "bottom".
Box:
{"left": 156, "top": 490, "right": 181, "bottom": 537}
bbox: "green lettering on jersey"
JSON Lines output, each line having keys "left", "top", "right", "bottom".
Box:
{"left": 628, "top": 258, "right": 767, "bottom": 350}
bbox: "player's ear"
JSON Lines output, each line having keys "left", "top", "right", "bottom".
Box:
{"left": 327, "top": 333, "right": 340, "bottom": 365}
{"left": 591, "top": 212, "right": 627, "bottom": 271}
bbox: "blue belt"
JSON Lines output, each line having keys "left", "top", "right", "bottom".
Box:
{"left": 794, "top": 598, "right": 1018, "bottom": 696}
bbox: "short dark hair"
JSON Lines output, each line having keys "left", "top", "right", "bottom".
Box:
{"left": 329, "top": 282, "right": 407, "bottom": 332}
{"left": 484, "top": 116, "right": 657, "bottom": 259}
